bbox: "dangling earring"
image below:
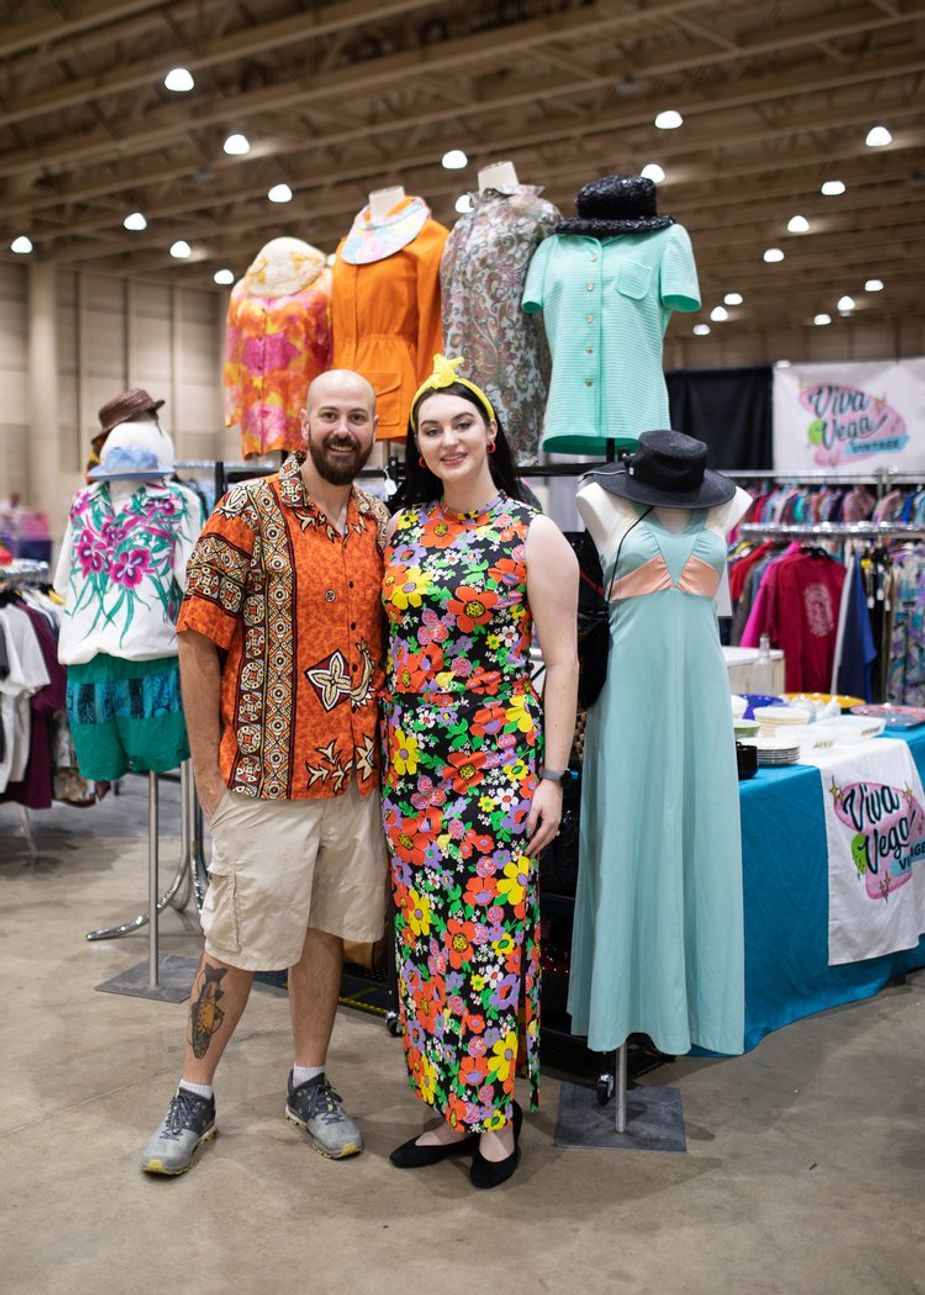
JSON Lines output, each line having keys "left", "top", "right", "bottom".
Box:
{"left": 418, "top": 455, "right": 425, "bottom": 467}
{"left": 487, "top": 442, "right": 496, "bottom": 455}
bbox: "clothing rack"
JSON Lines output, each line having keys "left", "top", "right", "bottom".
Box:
{"left": 0, "top": 560, "right": 51, "bottom": 586}
{"left": 739, "top": 522, "right": 925, "bottom": 541}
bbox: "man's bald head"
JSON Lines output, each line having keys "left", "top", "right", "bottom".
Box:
{"left": 306, "top": 369, "right": 377, "bottom": 417}
{"left": 301, "top": 369, "right": 378, "bottom": 486}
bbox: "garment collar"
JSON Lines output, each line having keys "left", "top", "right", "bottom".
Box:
{"left": 339, "top": 195, "right": 430, "bottom": 265}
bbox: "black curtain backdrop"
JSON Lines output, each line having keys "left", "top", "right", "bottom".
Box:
{"left": 666, "top": 364, "right": 773, "bottom": 471}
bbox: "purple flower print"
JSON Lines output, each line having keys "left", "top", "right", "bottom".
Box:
{"left": 446, "top": 970, "right": 464, "bottom": 994}
{"left": 390, "top": 856, "right": 413, "bottom": 887}
{"left": 110, "top": 547, "right": 151, "bottom": 588}
{"left": 407, "top": 1020, "right": 425, "bottom": 1050}
{"left": 445, "top": 635, "right": 474, "bottom": 660}
{"left": 490, "top": 973, "right": 520, "bottom": 1010}
{"left": 421, "top": 608, "right": 438, "bottom": 627}
{"left": 475, "top": 857, "right": 497, "bottom": 878}
{"left": 448, "top": 994, "right": 466, "bottom": 1017}
{"left": 472, "top": 922, "right": 490, "bottom": 944}
{"left": 483, "top": 1026, "right": 502, "bottom": 1046}
{"left": 75, "top": 530, "right": 106, "bottom": 576}
{"left": 467, "top": 1037, "right": 487, "bottom": 1057}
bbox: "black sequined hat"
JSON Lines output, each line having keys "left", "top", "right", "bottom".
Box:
{"left": 556, "top": 174, "right": 675, "bottom": 238}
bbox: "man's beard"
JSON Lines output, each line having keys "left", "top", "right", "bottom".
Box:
{"left": 307, "top": 430, "right": 373, "bottom": 485}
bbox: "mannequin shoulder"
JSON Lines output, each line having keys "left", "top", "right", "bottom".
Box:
{"left": 706, "top": 486, "right": 752, "bottom": 536}
{"left": 576, "top": 481, "right": 637, "bottom": 554}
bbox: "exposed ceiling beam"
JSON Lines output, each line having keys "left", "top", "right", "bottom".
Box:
{"left": 0, "top": 0, "right": 164, "bottom": 60}
{"left": 2, "top": 1, "right": 922, "bottom": 184}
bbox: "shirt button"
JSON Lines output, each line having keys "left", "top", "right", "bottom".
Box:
{"left": 351, "top": 621, "right": 356, "bottom": 629}
{"left": 586, "top": 282, "right": 594, "bottom": 291}
{"left": 590, "top": 253, "right": 598, "bottom": 262}
{"left": 348, "top": 581, "right": 354, "bottom": 589}
{"left": 325, "top": 590, "right": 336, "bottom": 603}
{"left": 586, "top": 346, "right": 594, "bottom": 354}
{"left": 585, "top": 378, "right": 593, "bottom": 387}
{"left": 585, "top": 314, "right": 594, "bottom": 323}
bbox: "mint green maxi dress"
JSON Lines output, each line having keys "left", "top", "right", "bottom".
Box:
{"left": 567, "top": 508, "right": 745, "bottom": 1056}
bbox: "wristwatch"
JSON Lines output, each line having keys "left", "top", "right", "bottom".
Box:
{"left": 540, "top": 768, "right": 566, "bottom": 784}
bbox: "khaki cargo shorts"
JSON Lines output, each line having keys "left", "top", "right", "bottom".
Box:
{"left": 200, "top": 781, "right": 388, "bottom": 972}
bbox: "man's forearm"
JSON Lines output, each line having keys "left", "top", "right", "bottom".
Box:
{"left": 178, "top": 629, "right": 224, "bottom": 795}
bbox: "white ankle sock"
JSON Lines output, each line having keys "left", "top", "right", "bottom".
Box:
{"left": 292, "top": 1064, "right": 324, "bottom": 1086}
{"left": 179, "top": 1079, "right": 213, "bottom": 1100}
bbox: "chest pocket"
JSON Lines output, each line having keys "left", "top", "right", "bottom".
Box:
{"left": 615, "top": 259, "right": 652, "bottom": 300}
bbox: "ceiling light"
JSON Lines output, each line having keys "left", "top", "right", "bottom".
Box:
{"left": 170, "top": 240, "right": 192, "bottom": 259}
{"left": 865, "top": 278, "right": 884, "bottom": 292}
{"left": 692, "top": 323, "right": 711, "bottom": 336}
{"left": 865, "top": 125, "right": 892, "bottom": 148}
{"left": 455, "top": 194, "right": 473, "bottom": 214}
{"left": 213, "top": 268, "right": 234, "bottom": 285}
{"left": 763, "top": 247, "right": 785, "bottom": 263}
{"left": 710, "top": 306, "right": 729, "bottom": 322}
{"left": 814, "top": 313, "right": 832, "bottom": 326}
{"left": 223, "top": 133, "right": 250, "bottom": 156}
{"left": 268, "top": 183, "right": 293, "bottom": 204}
{"left": 640, "top": 162, "right": 665, "bottom": 183}
{"left": 821, "top": 180, "right": 846, "bottom": 196}
{"left": 655, "top": 109, "right": 683, "bottom": 130}
{"left": 326, "top": 253, "right": 336, "bottom": 267}
{"left": 724, "top": 292, "right": 743, "bottom": 306}
{"left": 10, "top": 235, "right": 32, "bottom": 254}
{"left": 837, "top": 295, "right": 856, "bottom": 312}
{"left": 164, "top": 68, "right": 194, "bottom": 92}
{"left": 787, "top": 215, "right": 810, "bottom": 234}
{"left": 441, "top": 149, "right": 468, "bottom": 170}
{"left": 123, "top": 211, "right": 147, "bottom": 231}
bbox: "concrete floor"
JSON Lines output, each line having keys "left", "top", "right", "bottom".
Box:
{"left": 1, "top": 778, "right": 923, "bottom": 1295}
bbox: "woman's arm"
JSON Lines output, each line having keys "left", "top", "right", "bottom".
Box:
{"left": 524, "top": 514, "right": 580, "bottom": 857}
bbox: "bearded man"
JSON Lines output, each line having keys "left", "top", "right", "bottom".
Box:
{"left": 142, "top": 370, "right": 390, "bottom": 1175}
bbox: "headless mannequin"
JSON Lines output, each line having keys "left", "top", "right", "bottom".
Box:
{"left": 368, "top": 186, "right": 406, "bottom": 220}
{"left": 242, "top": 236, "right": 326, "bottom": 298}
{"left": 576, "top": 481, "right": 752, "bottom": 556}
{"left": 478, "top": 160, "right": 519, "bottom": 193}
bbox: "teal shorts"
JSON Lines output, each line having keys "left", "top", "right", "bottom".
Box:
{"left": 66, "top": 654, "right": 190, "bottom": 781}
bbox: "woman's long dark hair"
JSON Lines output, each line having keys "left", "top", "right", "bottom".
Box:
{"left": 399, "top": 382, "right": 529, "bottom": 507}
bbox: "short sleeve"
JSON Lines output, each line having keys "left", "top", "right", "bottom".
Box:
{"left": 176, "top": 487, "right": 257, "bottom": 650}
{"left": 522, "top": 236, "right": 553, "bottom": 313}
{"left": 53, "top": 519, "right": 73, "bottom": 600}
{"left": 659, "top": 224, "right": 700, "bottom": 313}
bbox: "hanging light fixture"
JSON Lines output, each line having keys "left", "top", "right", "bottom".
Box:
{"left": 164, "top": 68, "right": 195, "bottom": 92}
{"left": 655, "top": 110, "right": 683, "bottom": 130}
{"left": 724, "top": 292, "right": 743, "bottom": 306}
{"left": 267, "top": 183, "right": 293, "bottom": 204}
{"left": 10, "top": 235, "right": 33, "bottom": 254}
{"left": 123, "top": 212, "right": 147, "bottom": 231}
{"left": 821, "top": 180, "right": 846, "bottom": 196}
{"left": 692, "top": 323, "right": 710, "bottom": 336}
{"left": 170, "top": 240, "right": 192, "bottom": 259}
{"left": 640, "top": 162, "right": 665, "bottom": 183}
{"left": 223, "top": 133, "right": 250, "bottom": 156}
{"left": 787, "top": 215, "right": 810, "bottom": 234}
{"left": 213, "top": 269, "right": 234, "bottom": 285}
{"left": 763, "top": 248, "right": 785, "bottom": 263}
{"left": 865, "top": 125, "right": 892, "bottom": 148}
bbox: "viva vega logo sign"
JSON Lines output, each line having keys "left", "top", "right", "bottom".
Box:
{"left": 799, "top": 382, "right": 908, "bottom": 466}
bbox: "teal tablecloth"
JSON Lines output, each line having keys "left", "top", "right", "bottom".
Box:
{"left": 739, "top": 726, "right": 925, "bottom": 1052}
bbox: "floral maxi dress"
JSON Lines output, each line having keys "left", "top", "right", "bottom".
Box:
{"left": 381, "top": 492, "right": 542, "bottom": 1133}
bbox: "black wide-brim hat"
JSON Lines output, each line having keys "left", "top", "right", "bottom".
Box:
{"left": 591, "top": 429, "right": 735, "bottom": 509}
{"left": 556, "top": 174, "right": 675, "bottom": 238}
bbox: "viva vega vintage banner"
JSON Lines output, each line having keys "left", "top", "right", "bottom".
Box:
{"left": 773, "top": 357, "right": 925, "bottom": 473}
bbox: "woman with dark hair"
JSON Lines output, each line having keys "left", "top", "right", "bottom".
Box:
{"left": 381, "top": 355, "right": 579, "bottom": 1188}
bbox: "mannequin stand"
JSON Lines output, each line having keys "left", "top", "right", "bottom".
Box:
{"left": 554, "top": 1043, "right": 687, "bottom": 1153}
{"left": 93, "top": 767, "right": 203, "bottom": 1003}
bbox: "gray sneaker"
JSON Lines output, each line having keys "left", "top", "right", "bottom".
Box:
{"left": 141, "top": 1087, "right": 216, "bottom": 1175}
{"left": 285, "top": 1072, "right": 363, "bottom": 1159}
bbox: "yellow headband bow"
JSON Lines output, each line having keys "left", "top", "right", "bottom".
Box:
{"left": 410, "top": 354, "right": 496, "bottom": 430}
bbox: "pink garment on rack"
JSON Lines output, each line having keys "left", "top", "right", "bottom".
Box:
{"left": 739, "top": 542, "right": 800, "bottom": 648}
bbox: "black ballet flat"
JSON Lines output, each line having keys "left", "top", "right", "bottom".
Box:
{"left": 469, "top": 1100, "right": 522, "bottom": 1190}
{"left": 389, "top": 1130, "right": 479, "bottom": 1169}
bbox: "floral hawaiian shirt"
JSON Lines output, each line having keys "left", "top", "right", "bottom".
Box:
{"left": 55, "top": 481, "right": 202, "bottom": 666}
{"left": 177, "top": 453, "right": 389, "bottom": 800}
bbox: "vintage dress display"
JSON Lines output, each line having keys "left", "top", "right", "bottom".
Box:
{"left": 568, "top": 433, "right": 746, "bottom": 1056}
{"left": 440, "top": 185, "right": 561, "bottom": 465}
{"left": 332, "top": 196, "right": 448, "bottom": 440}
{"left": 522, "top": 175, "right": 700, "bottom": 454}
{"left": 55, "top": 429, "right": 202, "bottom": 779}
{"left": 381, "top": 492, "right": 542, "bottom": 1131}
{"left": 224, "top": 238, "right": 333, "bottom": 459}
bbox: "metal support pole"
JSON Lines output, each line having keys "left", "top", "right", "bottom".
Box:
{"left": 147, "top": 771, "right": 159, "bottom": 987}
{"left": 614, "top": 1043, "right": 628, "bottom": 1134}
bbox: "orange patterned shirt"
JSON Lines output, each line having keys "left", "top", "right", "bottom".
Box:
{"left": 177, "top": 454, "right": 389, "bottom": 800}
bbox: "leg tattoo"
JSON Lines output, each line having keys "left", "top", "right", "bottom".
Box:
{"left": 189, "top": 961, "right": 228, "bottom": 1059}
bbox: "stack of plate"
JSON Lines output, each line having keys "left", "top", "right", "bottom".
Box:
{"left": 753, "top": 737, "right": 801, "bottom": 766}
{"left": 754, "top": 705, "right": 810, "bottom": 738}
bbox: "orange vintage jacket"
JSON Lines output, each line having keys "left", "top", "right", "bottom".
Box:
{"left": 332, "top": 198, "right": 449, "bottom": 440}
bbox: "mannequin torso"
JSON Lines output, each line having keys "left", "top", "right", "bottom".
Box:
{"left": 576, "top": 480, "right": 752, "bottom": 560}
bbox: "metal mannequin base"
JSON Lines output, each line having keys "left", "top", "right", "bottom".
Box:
{"left": 95, "top": 953, "right": 198, "bottom": 1003}
{"left": 554, "top": 1079, "right": 686, "bottom": 1152}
